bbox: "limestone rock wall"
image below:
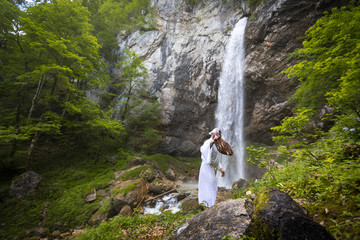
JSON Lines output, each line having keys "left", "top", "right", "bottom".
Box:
{"left": 118, "top": 0, "right": 348, "bottom": 156}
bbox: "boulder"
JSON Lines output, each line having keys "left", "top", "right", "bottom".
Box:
{"left": 9, "top": 171, "right": 42, "bottom": 199}
{"left": 84, "top": 188, "right": 97, "bottom": 203}
{"left": 139, "top": 167, "right": 158, "bottom": 182}
{"left": 168, "top": 198, "right": 254, "bottom": 240}
{"left": 148, "top": 178, "right": 174, "bottom": 195}
{"left": 88, "top": 210, "right": 110, "bottom": 226}
{"left": 51, "top": 230, "right": 61, "bottom": 238}
{"left": 179, "top": 198, "right": 205, "bottom": 215}
{"left": 165, "top": 168, "right": 176, "bottom": 181}
{"left": 231, "top": 178, "right": 250, "bottom": 192}
{"left": 111, "top": 178, "right": 148, "bottom": 214}
{"left": 245, "top": 188, "right": 335, "bottom": 240}
{"left": 119, "top": 205, "right": 133, "bottom": 216}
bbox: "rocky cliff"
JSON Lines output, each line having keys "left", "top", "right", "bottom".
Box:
{"left": 118, "top": 0, "right": 348, "bottom": 156}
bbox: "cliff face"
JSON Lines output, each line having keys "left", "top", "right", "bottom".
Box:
{"left": 244, "top": 0, "right": 348, "bottom": 144}
{"left": 119, "top": 0, "right": 348, "bottom": 156}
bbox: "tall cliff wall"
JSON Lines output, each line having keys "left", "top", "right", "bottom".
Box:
{"left": 118, "top": 0, "right": 348, "bottom": 156}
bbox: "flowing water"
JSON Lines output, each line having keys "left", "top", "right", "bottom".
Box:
{"left": 143, "top": 193, "right": 182, "bottom": 214}
{"left": 216, "top": 17, "right": 248, "bottom": 189}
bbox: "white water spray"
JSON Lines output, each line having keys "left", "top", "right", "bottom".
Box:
{"left": 216, "top": 17, "right": 248, "bottom": 189}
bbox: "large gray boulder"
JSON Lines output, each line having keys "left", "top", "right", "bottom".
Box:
{"left": 168, "top": 198, "right": 254, "bottom": 240}
{"left": 9, "top": 171, "right": 42, "bottom": 199}
{"left": 245, "top": 188, "right": 335, "bottom": 240}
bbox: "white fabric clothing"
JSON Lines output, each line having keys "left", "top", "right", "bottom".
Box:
{"left": 198, "top": 138, "right": 223, "bottom": 207}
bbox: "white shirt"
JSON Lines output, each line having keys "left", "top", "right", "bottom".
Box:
{"left": 200, "top": 138, "right": 223, "bottom": 170}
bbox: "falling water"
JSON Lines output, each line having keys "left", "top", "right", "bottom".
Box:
{"left": 216, "top": 17, "right": 248, "bottom": 189}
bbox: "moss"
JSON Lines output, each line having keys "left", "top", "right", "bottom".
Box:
{"left": 246, "top": 0, "right": 267, "bottom": 11}
{"left": 120, "top": 165, "right": 153, "bottom": 181}
{"left": 0, "top": 198, "right": 44, "bottom": 239}
{"left": 75, "top": 211, "right": 194, "bottom": 240}
{"left": 246, "top": 189, "right": 278, "bottom": 239}
{"left": 222, "top": 26, "right": 233, "bottom": 34}
{"left": 98, "top": 198, "right": 111, "bottom": 214}
{"left": 112, "top": 182, "right": 139, "bottom": 197}
{"left": 253, "top": 189, "right": 270, "bottom": 214}
{"left": 246, "top": 217, "right": 278, "bottom": 240}
{"left": 147, "top": 154, "right": 174, "bottom": 174}
{"left": 147, "top": 154, "right": 201, "bottom": 177}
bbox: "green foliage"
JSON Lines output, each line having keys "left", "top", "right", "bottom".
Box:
{"left": 119, "top": 165, "right": 153, "bottom": 181}
{"left": 0, "top": 159, "right": 116, "bottom": 239}
{"left": 271, "top": 108, "right": 318, "bottom": 146}
{"left": 84, "top": 0, "right": 152, "bottom": 62}
{"left": 0, "top": 197, "right": 45, "bottom": 239}
{"left": 246, "top": 0, "right": 266, "bottom": 10}
{"left": 74, "top": 211, "right": 193, "bottom": 240}
{"left": 112, "top": 182, "right": 139, "bottom": 196}
{"left": 283, "top": 6, "right": 360, "bottom": 118}
{"left": 246, "top": 145, "right": 270, "bottom": 168}
{"left": 244, "top": 7, "right": 360, "bottom": 233}
{"left": 0, "top": 0, "right": 162, "bottom": 170}
{"left": 43, "top": 165, "right": 114, "bottom": 230}
{"left": 112, "top": 49, "right": 162, "bottom": 153}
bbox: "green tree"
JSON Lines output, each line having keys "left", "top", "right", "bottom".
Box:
{"left": 271, "top": 108, "right": 323, "bottom": 161}
{"left": 283, "top": 6, "right": 360, "bottom": 117}
{"left": 114, "top": 50, "right": 161, "bottom": 152}
{"left": 0, "top": 0, "right": 113, "bottom": 170}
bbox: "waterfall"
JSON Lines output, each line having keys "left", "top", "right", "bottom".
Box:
{"left": 215, "top": 17, "right": 248, "bottom": 189}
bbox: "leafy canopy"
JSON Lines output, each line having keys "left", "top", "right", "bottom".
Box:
{"left": 283, "top": 6, "right": 360, "bottom": 118}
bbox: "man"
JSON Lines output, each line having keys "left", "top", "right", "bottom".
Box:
{"left": 198, "top": 128, "right": 225, "bottom": 207}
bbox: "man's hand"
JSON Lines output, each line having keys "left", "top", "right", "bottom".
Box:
{"left": 220, "top": 168, "right": 225, "bottom": 177}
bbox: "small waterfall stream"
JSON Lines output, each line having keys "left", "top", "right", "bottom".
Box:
{"left": 216, "top": 17, "right": 248, "bottom": 189}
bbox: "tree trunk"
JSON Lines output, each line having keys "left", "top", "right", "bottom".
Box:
{"left": 28, "top": 76, "right": 45, "bottom": 119}
{"left": 26, "top": 115, "right": 45, "bottom": 170}
{"left": 10, "top": 100, "right": 23, "bottom": 157}
{"left": 121, "top": 83, "right": 134, "bottom": 121}
{"left": 27, "top": 129, "right": 40, "bottom": 171}
{"left": 51, "top": 73, "right": 58, "bottom": 96}
{"left": 95, "top": 128, "right": 107, "bottom": 163}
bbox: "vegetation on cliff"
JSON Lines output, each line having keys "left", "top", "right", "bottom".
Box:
{"left": 242, "top": 4, "right": 360, "bottom": 239}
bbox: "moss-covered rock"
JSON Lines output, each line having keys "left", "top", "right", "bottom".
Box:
{"left": 179, "top": 198, "right": 205, "bottom": 215}
{"left": 245, "top": 188, "right": 335, "bottom": 240}
{"left": 148, "top": 178, "right": 174, "bottom": 195}
{"left": 111, "top": 179, "right": 147, "bottom": 214}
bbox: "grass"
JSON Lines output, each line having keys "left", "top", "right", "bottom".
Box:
{"left": 112, "top": 182, "right": 139, "bottom": 197}
{"left": 147, "top": 153, "right": 201, "bottom": 176}
{"left": 119, "top": 164, "right": 154, "bottom": 181}
{"left": 0, "top": 151, "right": 200, "bottom": 240}
{"left": 0, "top": 159, "right": 120, "bottom": 239}
{"left": 73, "top": 211, "right": 194, "bottom": 240}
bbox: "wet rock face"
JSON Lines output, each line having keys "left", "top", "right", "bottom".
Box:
{"left": 120, "top": 0, "right": 349, "bottom": 155}
{"left": 246, "top": 188, "right": 335, "bottom": 240}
